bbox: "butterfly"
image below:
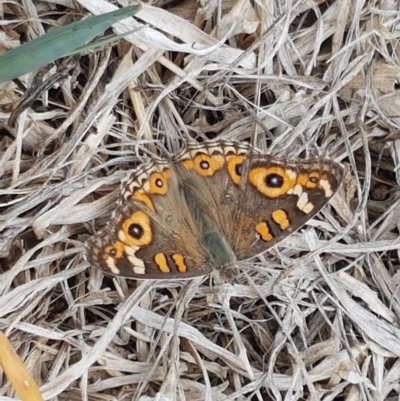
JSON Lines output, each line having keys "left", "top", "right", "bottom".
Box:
{"left": 86, "top": 140, "right": 343, "bottom": 280}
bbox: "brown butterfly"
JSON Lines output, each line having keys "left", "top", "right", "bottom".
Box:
{"left": 86, "top": 140, "right": 343, "bottom": 279}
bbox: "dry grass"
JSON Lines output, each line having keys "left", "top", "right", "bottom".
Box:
{"left": 1, "top": 0, "right": 400, "bottom": 400}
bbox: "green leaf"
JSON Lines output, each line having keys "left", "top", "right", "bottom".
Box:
{"left": 0, "top": 5, "right": 141, "bottom": 83}
{"left": 70, "top": 26, "right": 146, "bottom": 56}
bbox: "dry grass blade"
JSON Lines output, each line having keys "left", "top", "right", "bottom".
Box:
{"left": 0, "top": 332, "right": 44, "bottom": 401}
{"left": 1, "top": 1, "right": 400, "bottom": 401}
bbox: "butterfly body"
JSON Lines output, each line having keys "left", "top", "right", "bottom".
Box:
{"left": 86, "top": 140, "right": 343, "bottom": 279}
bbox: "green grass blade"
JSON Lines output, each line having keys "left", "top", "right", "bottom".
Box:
{"left": 0, "top": 5, "right": 141, "bottom": 83}
{"left": 70, "top": 26, "right": 146, "bottom": 55}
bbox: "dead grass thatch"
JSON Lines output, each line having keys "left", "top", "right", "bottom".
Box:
{"left": 1, "top": 1, "right": 400, "bottom": 400}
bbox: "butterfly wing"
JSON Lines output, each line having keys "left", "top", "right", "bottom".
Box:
{"left": 174, "top": 141, "right": 343, "bottom": 264}
{"left": 231, "top": 153, "right": 343, "bottom": 260}
{"left": 86, "top": 159, "right": 212, "bottom": 279}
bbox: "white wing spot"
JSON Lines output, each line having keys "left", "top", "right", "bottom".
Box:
{"left": 106, "top": 258, "right": 120, "bottom": 274}
{"left": 302, "top": 202, "right": 314, "bottom": 214}
{"left": 125, "top": 247, "right": 145, "bottom": 269}
{"left": 291, "top": 184, "right": 303, "bottom": 196}
{"left": 125, "top": 246, "right": 139, "bottom": 256}
{"left": 320, "top": 179, "right": 333, "bottom": 197}
{"left": 127, "top": 256, "right": 145, "bottom": 274}
{"left": 118, "top": 230, "right": 127, "bottom": 242}
{"left": 297, "top": 192, "right": 309, "bottom": 211}
{"left": 286, "top": 169, "right": 297, "bottom": 180}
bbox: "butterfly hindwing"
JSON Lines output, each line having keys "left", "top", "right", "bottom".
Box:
{"left": 232, "top": 153, "right": 344, "bottom": 260}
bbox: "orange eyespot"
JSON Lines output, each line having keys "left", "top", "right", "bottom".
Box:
{"left": 298, "top": 172, "right": 320, "bottom": 189}
{"left": 120, "top": 211, "right": 152, "bottom": 247}
{"left": 148, "top": 170, "right": 171, "bottom": 195}
{"left": 249, "top": 167, "right": 296, "bottom": 198}
{"left": 227, "top": 155, "right": 246, "bottom": 184}
{"left": 183, "top": 153, "right": 225, "bottom": 176}
{"left": 104, "top": 241, "right": 125, "bottom": 259}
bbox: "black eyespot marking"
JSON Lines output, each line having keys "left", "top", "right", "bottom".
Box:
{"left": 109, "top": 248, "right": 116, "bottom": 256}
{"left": 235, "top": 163, "right": 243, "bottom": 176}
{"left": 266, "top": 173, "right": 284, "bottom": 188}
{"left": 310, "top": 176, "right": 319, "bottom": 183}
{"left": 155, "top": 178, "right": 163, "bottom": 187}
{"left": 200, "top": 161, "right": 210, "bottom": 169}
{"left": 129, "top": 223, "right": 144, "bottom": 239}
